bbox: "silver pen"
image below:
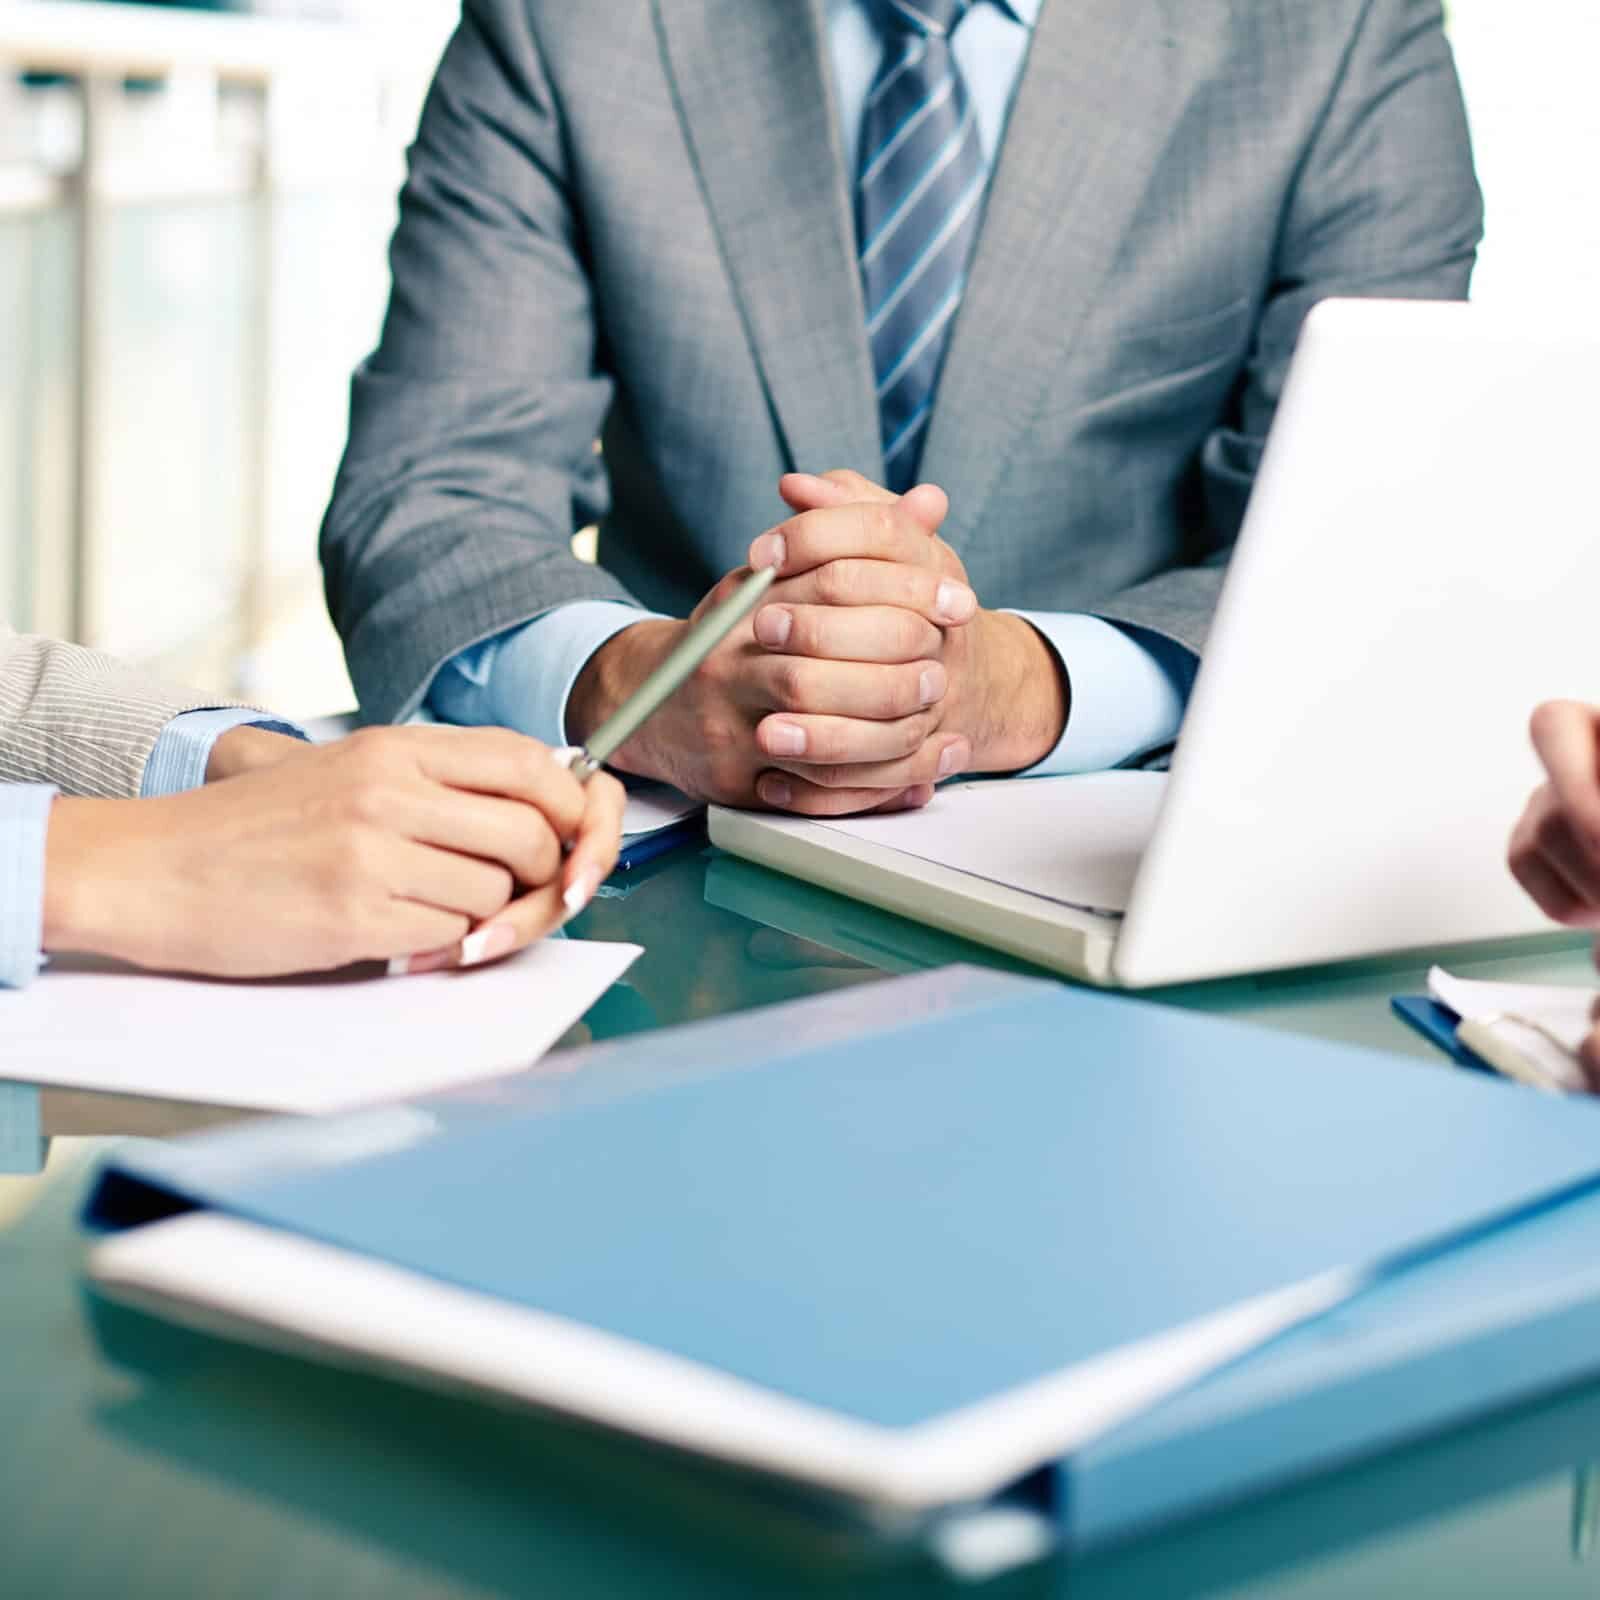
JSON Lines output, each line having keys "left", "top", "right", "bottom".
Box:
{"left": 557, "top": 565, "right": 778, "bottom": 783}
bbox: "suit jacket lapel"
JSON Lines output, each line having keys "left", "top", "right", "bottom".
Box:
{"left": 920, "top": 0, "right": 1226, "bottom": 545}
{"left": 654, "top": 0, "right": 885, "bottom": 481}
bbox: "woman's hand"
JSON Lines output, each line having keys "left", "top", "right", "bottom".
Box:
{"left": 460, "top": 751, "right": 627, "bottom": 965}
{"left": 43, "top": 726, "right": 626, "bottom": 978}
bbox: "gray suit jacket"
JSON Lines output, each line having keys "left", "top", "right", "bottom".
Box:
{"left": 0, "top": 623, "right": 228, "bottom": 798}
{"left": 322, "top": 0, "right": 1482, "bottom": 726}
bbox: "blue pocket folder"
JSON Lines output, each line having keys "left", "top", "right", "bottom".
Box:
{"left": 1392, "top": 994, "right": 1491, "bottom": 1071}
{"left": 84, "top": 968, "right": 1600, "bottom": 1546}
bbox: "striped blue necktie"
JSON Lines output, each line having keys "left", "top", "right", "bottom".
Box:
{"left": 856, "top": 0, "right": 986, "bottom": 491}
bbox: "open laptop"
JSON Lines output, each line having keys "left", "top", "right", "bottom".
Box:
{"left": 709, "top": 299, "right": 1600, "bottom": 987}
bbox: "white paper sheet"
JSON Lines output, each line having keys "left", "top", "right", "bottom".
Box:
{"left": 0, "top": 939, "right": 641, "bottom": 1114}
{"left": 622, "top": 782, "right": 700, "bottom": 841}
{"left": 816, "top": 772, "right": 1168, "bottom": 915}
{"left": 1429, "top": 966, "right": 1596, "bottom": 1093}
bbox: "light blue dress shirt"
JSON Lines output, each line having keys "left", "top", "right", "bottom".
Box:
{"left": 0, "top": 706, "right": 302, "bottom": 990}
{"left": 428, "top": 0, "right": 1193, "bottom": 775}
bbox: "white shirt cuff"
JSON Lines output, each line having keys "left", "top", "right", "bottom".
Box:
{"left": 1005, "top": 611, "right": 1194, "bottom": 776}
{"left": 140, "top": 707, "right": 307, "bottom": 798}
{"left": 428, "top": 602, "right": 667, "bottom": 747}
{"left": 0, "top": 783, "right": 58, "bottom": 990}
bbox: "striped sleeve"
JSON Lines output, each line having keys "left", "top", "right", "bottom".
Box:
{"left": 0, "top": 622, "right": 262, "bottom": 799}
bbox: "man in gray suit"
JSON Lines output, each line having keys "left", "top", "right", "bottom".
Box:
{"left": 322, "top": 0, "right": 1481, "bottom": 816}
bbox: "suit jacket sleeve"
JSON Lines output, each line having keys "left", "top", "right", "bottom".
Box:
{"left": 1093, "top": 0, "right": 1483, "bottom": 656}
{"left": 0, "top": 623, "right": 241, "bottom": 798}
{"left": 320, "top": 0, "right": 636, "bottom": 727}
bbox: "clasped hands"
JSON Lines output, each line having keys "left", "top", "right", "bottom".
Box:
{"left": 570, "top": 470, "right": 1069, "bottom": 816}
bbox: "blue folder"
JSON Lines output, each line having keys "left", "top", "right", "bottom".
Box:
{"left": 1071, "top": 1178, "right": 1600, "bottom": 1545}
{"left": 616, "top": 812, "right": 704, "bottom": 872}
{"left": 1392, "top": 994, "right": 1492, "bottom": 1072}
{"left": 85, "top": 968, "right": 1600, "bottom": 1547}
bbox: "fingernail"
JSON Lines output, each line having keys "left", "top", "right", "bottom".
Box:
{"left": 935, "top": 582, "right": 976, "bottom": 624}
{"left": 937, "top": 739, "right": 970, "bottom": 779}
{"left": 754, "top": 606, "right": 793, "bottom": 648}
{"left": 459, "top": 923, "right": 517, "bottom": 968}
{"left": 752, "top": 532, "right": 787, "bottom": 571}
{"left": 766, "top": 720, "right": 807, "bottom": 757}
{"left": 389, "top": 949, "right": 456, "bottom": 977}
{"left": 903, "top": 785, "right": 936, "bottom": 809}
{"left": 562, "top": 866, "right": 601, "bottom": 921}
{"left": 761, "top": 776, "right": 793, "bottom": 808}
{"left": 785, "top": 472, "right": 826, "bottom": 492}
{"left": 918, "top": 666, "right": 944, "bottom": 706}
{"left": 405, "top": 948, "right": 458, "bottom": 976}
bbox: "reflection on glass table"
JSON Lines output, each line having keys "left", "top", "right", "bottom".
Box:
{"left": 0, "top": 1082, "right": 47, "bottom": 1175}
{"left": 4, "top": 840, "right": 1600, "bottom": 1598}
{"left": 9, "top": 1146, "right": 1600, "bottom": 1600}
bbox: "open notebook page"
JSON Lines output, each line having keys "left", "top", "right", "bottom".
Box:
{"left": 816, "top": 772, "right": 1168, "bottom": 916}
{"left": 0, "top": 939, "right": 641, "bottom": 1114}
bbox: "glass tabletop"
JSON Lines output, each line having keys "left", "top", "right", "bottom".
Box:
{"left": 4, "top": 843, "right": 1600, "bottom": 1598}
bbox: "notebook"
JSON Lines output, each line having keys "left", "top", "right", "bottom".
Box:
{"left": 85, "top": 967, "right": 1600, "bottom": 1526}
{"left": 710, "top": 774, "right": 1163, "bottom": 983}
{"left": 811, "top": 772, "right": 1164, "bottom": 916}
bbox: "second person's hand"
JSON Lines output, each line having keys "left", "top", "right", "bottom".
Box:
{"left": 1509, "top": 701, "right": 1600, "bottom": 932}
{"left": 1508, "top": 700, "right": 1600, "bottom": 1091}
